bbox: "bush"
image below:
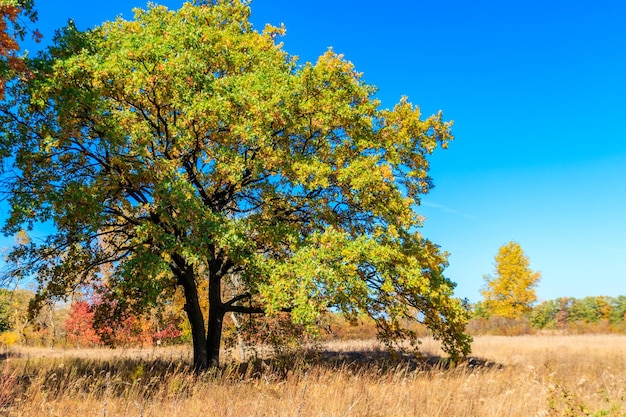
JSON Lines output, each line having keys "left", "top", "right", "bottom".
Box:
{"left": 0, "top": 331, "right": 20, "bottom": 346}
{"left": 530, "top": 299, "right": 560, "bottom": 329}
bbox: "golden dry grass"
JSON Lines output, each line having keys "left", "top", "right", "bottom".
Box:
{"left": 1, "top": 334, "right": 625, "bottom": 416}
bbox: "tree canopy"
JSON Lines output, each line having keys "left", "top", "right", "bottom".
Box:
{"left": 0, "top": 0, "right": 470, "bottom": 370}
{"left": 481, "top": 241, "right": 541, "bottom": 319}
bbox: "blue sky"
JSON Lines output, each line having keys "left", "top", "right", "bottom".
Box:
{"left": 12, "top": 0, "right": 626, "bottom": 302}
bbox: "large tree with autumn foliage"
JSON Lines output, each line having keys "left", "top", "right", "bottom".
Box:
{"left": 481, "top": 241, "right": 541, "bottom": 319}
{"left": 0, "top": 1, "right": 470, "bottom": 370}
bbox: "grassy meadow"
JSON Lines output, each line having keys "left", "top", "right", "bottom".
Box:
{"left": 1, "top": 334, "right": 625, "bottom": 416}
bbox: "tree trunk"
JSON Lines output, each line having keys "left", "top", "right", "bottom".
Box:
{"left": 207, "top": 273, "right": 224, "bottom": 368}
{"left": 177, "top": 262, "right": 210, "bottom": 372}
{"left": 182, "top": 282, "right": 209, "bottom": 372}
{"left": 174, "top": 254, "right": 228, "bottom": 371}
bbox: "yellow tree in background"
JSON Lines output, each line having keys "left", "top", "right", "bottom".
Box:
{"left": 481, "top": 241, "right": 541, "bottom": 319}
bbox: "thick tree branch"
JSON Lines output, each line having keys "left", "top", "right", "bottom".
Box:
{"left": 225, "top": 305, "right": 265, "bottom": 314}
{"left": 223, "top": 292, "right": 252, "bottom": 308}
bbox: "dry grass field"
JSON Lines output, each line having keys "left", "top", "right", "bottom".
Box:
{"left": 1, "top": 334, "right": 625, "bottom": 416}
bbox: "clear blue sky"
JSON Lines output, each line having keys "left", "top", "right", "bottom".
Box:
{"left": 12, "top": 0, "right": 626, "bottom": 302}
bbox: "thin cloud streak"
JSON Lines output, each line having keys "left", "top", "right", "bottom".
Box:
{"left": 422, "top": 201, "right": 478, "bottom": 220}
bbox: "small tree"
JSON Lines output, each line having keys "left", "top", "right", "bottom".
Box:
{"left": 481, "top": 241, "right": 541, "bottom": 319}
{"left": 3, "top": 288, "right": 31, "bottom": 343}
{"left": 63, "top": 301, "right": 101, "bottom": 348}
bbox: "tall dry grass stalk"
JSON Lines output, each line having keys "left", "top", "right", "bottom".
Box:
{"left": 1, "top": 334, "right": 625, "bottom": 416}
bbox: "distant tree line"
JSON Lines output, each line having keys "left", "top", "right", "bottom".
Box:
{"left": 530, "top": 296, "right": 626, "bottom": 330}
{"left": 2, "top": 286, "right": 626, "bottom": 350}
{"left": 469, "top": 295, "right": 626, "bottom": 335}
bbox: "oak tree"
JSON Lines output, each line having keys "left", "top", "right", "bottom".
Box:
{"left": 0, "top": 1, "right": 470, "bottom": 370}
{"left": 481, "top": 241, "right": 541, "bottom": 319}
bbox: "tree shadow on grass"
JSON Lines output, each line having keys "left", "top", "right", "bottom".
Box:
{"left": 1, "top": 346, "right": 503, "bottom": 394}
{"left": 229, "top": 347, "right": 503, "bottom": 380}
